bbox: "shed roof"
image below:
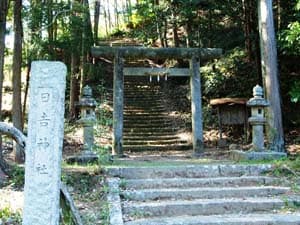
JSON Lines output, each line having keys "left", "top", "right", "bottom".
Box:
{"left": 210, "top": 98, "right": 248, "bottom": 106}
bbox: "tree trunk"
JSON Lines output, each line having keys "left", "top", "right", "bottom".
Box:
{"left": 104, "top": 8, "right": 109, "bottom": 36}
{"left": 275, "top": 0, "right": 281, "bottom": 30}
{"left": 47, "top": 0, "right": 54, "bottom": 59}
{"left": 114, "top": 0, "right": 119, "bottom": 29}
{"left": 69, "top": 53, "right": 80, "bottom": 120}
{"left": 106, "top": 0, "right": 112, "bottom": 32}
{"left": 163, "top": 19, "right": 168, "bottom": 47}
{"left": 171, "top": 11, "right": 180, "bottom": 47}
{"left": 0, "top": 0, "right": 9, "bottom": 172}
{"left": 243, "top": 0, "right": 253, "bottom": 60}
{"left": 94, "top": 0, "right": 100, "bottom": 44}
{"left": 258, "top": 0, "right": 284, "bottom": 152}
{"left": 12, "top": 0, "right": 24, "bottom": 163}
{"left": 81, "top": 0, "right": 94, "bottom": 88}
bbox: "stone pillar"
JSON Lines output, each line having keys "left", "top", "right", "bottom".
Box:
{"left": 247, "top": 85, "right": 269, "bottom": 151}
{"left": 113, "top": 51, "right": 124, "bottom": 156}
{"left": 190, "top": 56, "right": 204, "bottom": 156}
{"left": 23, "top": 61, "right": 66, "bottom": 225}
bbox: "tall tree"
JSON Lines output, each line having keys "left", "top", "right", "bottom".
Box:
{"left": 12, "top": 0, "right": 24, "bottom": 163}
{"left": 0, "top": 0, "right": 9, "bottom": 171}
{"left": 69, "top": 0, "right": 82, "bottom": 120}
{"left": 258, "top": 0, "right": 284, "bottom": 152}
{"left": 94, "top": 0, "right": 101, "bottom": 44}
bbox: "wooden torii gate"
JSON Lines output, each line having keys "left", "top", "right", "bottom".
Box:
{"left": 91, "top": 47, "right": 222, "bottom": 157}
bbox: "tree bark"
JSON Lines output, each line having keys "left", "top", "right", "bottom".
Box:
{"left": 47, "top": 0, "right": 54, "bottom": 59}
{"left": 258, "top": 0, "right": 284, "bottom": 152}
{"left": 94, "top": 0, "right": 100, "bottom": 44}
{"left": 106, "top": 0, "right": 112, "bottom": 32}
{"left": 69, "top": 53, "right": 80, "bottom": 120}
{"left": 114, "top": 0, "right": 119, "bottom": 29}
{"left": 12, "top": 0, "right": 24, "bottom": 163}
{"left": 69, "top": 0, "right": 81, "bottom": 120}
{"left": 80, "top": 0, "right": 94, "bottom": 87}
{"left": 0, "top": 0, "right": 9, "bottom": 172}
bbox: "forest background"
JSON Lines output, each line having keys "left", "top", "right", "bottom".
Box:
{"left": 0, "top": 0, "right": 300, "bottom": 165}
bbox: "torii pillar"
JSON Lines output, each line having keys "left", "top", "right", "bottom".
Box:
{"left": 190, "top": 56, "right": 203, "bottom": 155}
{"left": 112, "top": 51, "right": 124, "bottom": 156}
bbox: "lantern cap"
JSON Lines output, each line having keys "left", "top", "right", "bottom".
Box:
{"left": 83, "top": 85, "right": 92, "bottom": 97}
{"left": 247, "top": 85, "right": 269, "bottom": 107}
{"left": 77, "top": 85, "right": 97, "bottom": 108}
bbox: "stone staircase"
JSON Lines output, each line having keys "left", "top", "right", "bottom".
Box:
{"left": 107, "top": 164, "right": 300, "bottom": 225}
{"left": 123, "top": 76, "right": 192, "bottom": 153}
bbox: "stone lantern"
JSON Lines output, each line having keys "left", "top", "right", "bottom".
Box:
{"left": 246, "top": 85, "right": 269, "bottom": 151}
{"left": 230, "top": 85, "right": 287, "bottom": 161}
{"left": 67, "top": 85, "right": 98, "bottom": 164}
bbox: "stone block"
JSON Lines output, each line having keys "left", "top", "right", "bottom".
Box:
{"left": 230, "top": 150, "right": 287, "bottom": 161}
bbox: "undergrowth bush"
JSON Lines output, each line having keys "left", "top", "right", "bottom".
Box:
{"left": 202, "top": 48, "right": 258, "bottom": 98}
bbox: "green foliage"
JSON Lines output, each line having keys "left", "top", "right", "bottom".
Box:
{"left": 278, "top": 1, "right": 300, "bottom": 56}
{"left": 99, "top": 202, "right": 109, "bottom": 225}
{"left": 201, "top": 48, "right": 258, "bottom": 98}
{"left": 94, "top": 145, "right": 112, "bottom": 165}
{"left": 289, "top": 81, "right": 300, "bottom": 103}
{"left": 7, "top": 165, "right": 25, "bottom": 188}
{"left": 0, "top": 207, "right": 22, "bottom": 224}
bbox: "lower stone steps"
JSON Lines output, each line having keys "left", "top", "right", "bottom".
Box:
{"left": 122, "top": 186, "right": 290, "bottom": 201}
{"left": 123, "top": 197, "right": 289, "bottom": 218}
{"left": 123, "top": 176, "right": 280, "bottom": 189}
{"left": 124, "top": 213, "right": 300, "bottom": 225}
{"left": 107, "top": 164, "right": 273, "bottom": 179}
{"left": 106, "top": 164, "right": 300, "bottom": 225}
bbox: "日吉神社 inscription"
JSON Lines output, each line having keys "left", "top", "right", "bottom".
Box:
{"left": 22, "top": 61, "right": 66, "bottom": 225}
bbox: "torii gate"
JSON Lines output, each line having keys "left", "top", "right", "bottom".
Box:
{"left": 91, "top": 47, "right": 222, "bottom": 157}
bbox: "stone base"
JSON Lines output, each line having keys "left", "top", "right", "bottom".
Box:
{"left": 65, "top": 152, "right": 99, "bottom": 164}
{"left": 230, "top": 150, "right": 287, "bottom": 161}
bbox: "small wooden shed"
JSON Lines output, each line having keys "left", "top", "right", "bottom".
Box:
{"left": 210, "top": 98, "right": 248, "bottom": 142}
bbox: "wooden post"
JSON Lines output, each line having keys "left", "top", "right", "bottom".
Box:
{"left": 190, "top": 56, "right": 204, "bottom": 156}
{"left": 112, "top": 51, "right": 124, "bottom": 156}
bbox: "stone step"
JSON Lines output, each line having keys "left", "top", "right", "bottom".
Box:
{"left": 124, "top": 94, "right": 164, "bottom": 98}
{"left": 124, "top": 108, "right": 166, "bottom": 113}
{"left": 124, "top": 106, "right": 165, "bottom": 110}
{"left": 123, "top": 112, "right": 169, "bottom": 116}
{"left": 107, "top": 164, "right": 273, "bottom": 179}
{"left": 124, "top": 213, "right": 300, "bottom": 225}
{"left": 124, "top": 124, "right": 173, "bottom": 129}
{"left": 124, "top": 121, "right": 173, "bottom": 127}
{"left": 124, "top": 127, "right": 180, "bottom": 133}
{"left": 122, "top": 197, "right": 289, "bottom": 218}
{"left": 123, "top": 135, "right": 179, "bottom": 141}
{"left": 123, "top": 116, "right": 170, "bottom": 121}
{"left": 123, "top": 144, "right": 192, "bottom": 152}
{"left": 123, "top": 132, "right": 180, "bottom": 137}
{"left": 123, "top": 139, "right": 187, "bottom": 146}
{"left": 122, "top": 186, "right": 290, "bottom": 201}
{"left": 123, "top": 176, "right": 280, "bottom": 189}
{"left": 124, "top": 103, "right": 163, "bottom": 107}
{"left": 125, "top": 99, "right": 164, "bottom": 104}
